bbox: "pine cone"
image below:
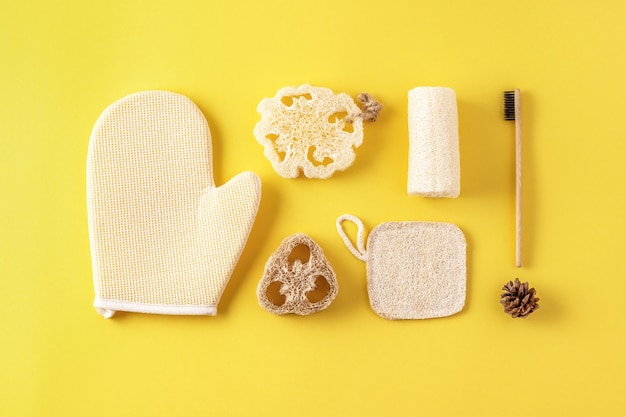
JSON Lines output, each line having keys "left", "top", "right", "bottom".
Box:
{"left": 500, "top": 278, "right": 540, "bottom": 318}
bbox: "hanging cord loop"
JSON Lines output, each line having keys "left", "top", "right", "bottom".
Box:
{"left": 336, "top": 214, "right": 368, "bottom": 262}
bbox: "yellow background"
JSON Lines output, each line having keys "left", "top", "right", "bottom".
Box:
{"left": 1, "top": 0, "right": 625, "bottom": 416}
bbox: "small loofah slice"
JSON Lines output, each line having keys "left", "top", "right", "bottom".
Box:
{"left": 254, "top": 85, "right": 366, "bottom": 179}
{"left": 257, "top": 233, "right": 338, "bottom": 315}
{"left": 337, "top": 215, "right": 466, "bottom": 320}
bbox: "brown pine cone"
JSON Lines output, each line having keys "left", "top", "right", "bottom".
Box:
{"left": 500, "top": 278, "right": 540, "bottom": 318}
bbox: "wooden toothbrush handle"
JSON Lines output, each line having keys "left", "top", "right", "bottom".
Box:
{"left": 515, "top": 89, "right": 522, "bottom": 268}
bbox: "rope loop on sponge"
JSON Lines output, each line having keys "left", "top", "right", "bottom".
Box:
{"left": 336, "top": 214, "right": 367, "bottom": 262}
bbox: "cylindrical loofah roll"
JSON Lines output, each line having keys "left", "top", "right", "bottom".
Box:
{"left": 407, "top": 86, "right": 460, "bottom": 198}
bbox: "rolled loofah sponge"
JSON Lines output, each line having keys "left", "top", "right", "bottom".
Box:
{"left": 254, "top": 85, "right": 364, "bottom": 179}
{"left": 257, "top": 233, "right": 338, "bottom": 315}
{"left": 337, "top": 215, "right": 466, "bottom": 320}
{"left": 407, "top": 86, "right": 460, "bottom": 198}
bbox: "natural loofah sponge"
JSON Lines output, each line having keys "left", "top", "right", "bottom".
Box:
{"left": 257, "top": 233, "right": 338, "bottom": 315}
{"left": 254, "top": 85, "right": 365, "bottom": 179}
{"left": 337, "top": 214, "right": 466, "bottom": 320}
{"left": 407, "top": 86, "right": 460, "bottom": 198}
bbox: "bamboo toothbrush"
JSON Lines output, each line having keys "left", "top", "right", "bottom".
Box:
{"left": 504, "top": 89, "right": 522, "bottom": 267}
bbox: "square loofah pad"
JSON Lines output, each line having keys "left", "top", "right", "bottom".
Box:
{"left": 367, "top": 222, "right": 466, "bottom": 319}
{"left": 337, "top": 215, "right": 466, "bottom": 320}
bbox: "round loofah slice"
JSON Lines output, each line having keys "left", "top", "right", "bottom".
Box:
{"left": 254, "top": 85, "right": 364, "bottom": 179}
{"left": 257, "top": 233, "right": 338, "bottom": 315}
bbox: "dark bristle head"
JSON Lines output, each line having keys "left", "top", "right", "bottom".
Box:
{"left": 504, "top": 90, "right": 516, "bottom": 120}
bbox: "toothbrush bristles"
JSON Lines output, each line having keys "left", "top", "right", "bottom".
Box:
{"left": 504, "top": 91, "right": 516, "bottom": 120}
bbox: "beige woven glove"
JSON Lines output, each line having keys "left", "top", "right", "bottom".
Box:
{"left": 87, "top": 91, "right": 261, "bottom": 318}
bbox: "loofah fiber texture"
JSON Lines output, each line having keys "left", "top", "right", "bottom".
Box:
{"left": 408, "top": 86, "right": 460, "bottom": 198}
{"left": 87, "top": 91, "right": 261, "bottom": 318}
{"left": 257, "top": 233, "right": 338, "bottom": 315}
{"left": 254, "top": 85, "right": 364, "bottom": 179}
{"left": 337, "top": 215, "right": 466, "bottom": 320}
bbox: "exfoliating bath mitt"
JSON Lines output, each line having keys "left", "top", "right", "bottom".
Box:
{"left": 408, "top": 86, "right": 460, "bottom": 198}
{"left": 337, "top": 214, "right": 466, "bottom": 319}
{"left": 87, "top": 91, "right": 261, "bottom": 318}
